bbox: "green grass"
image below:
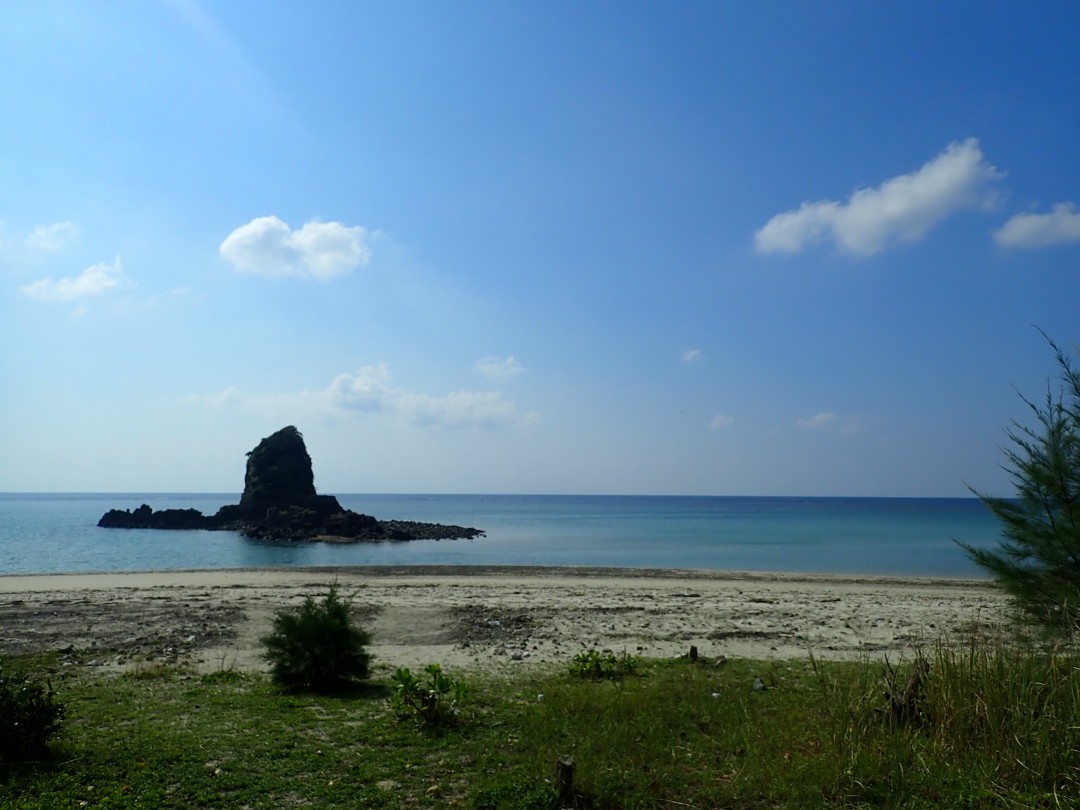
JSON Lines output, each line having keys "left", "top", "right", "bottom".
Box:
{"left": 4, "top": 642, "right": 1080, "bottom": 809}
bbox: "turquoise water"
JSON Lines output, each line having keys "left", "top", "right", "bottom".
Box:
{"left": 0, "top": 493, "right": 1003, "bottom": 577}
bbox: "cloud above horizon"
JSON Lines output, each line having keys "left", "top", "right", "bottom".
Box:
{"left": 682, "top": 348, "right": 702, "bottom": 364}
{"left": 755, "top": 139, "right": 1002, "bottom": 257}
{"left": 188, "top": 363, "right": 534, "bottom": 430}
{"left": 709, "top": 413, "right": 734, "bottom": 430}
{"left": 25, "top": 221, "right": 79, "bottom": 252}
{"left": 995, "top": 202, "right": 1080, "bottom": 248}
{"left": 19, "top": 257, "right": 127, "bottom": 302}
{"left": 475, "top": 355, "right": 524, "bottom": 381}
{"left": 796, "top": 412, "right": 838, "bottom": 429}
{"left": 796, "top": 411, "right": 862, "bottom": 437}
{"left": 220, "top": 216, "right": 372, "bottom": 280}
{"left": 331, "top": 365, "right": 532, "bottom": 428}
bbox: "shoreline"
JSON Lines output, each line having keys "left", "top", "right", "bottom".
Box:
{"left": 0, "top": 563, "right": 993, "bottom": 589}
{"left": 0, "top": 566, "right": 1009, "bottom": 675}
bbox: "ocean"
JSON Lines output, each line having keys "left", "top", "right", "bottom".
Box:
{"left": 0, "top": 493, "right": 1003, "bottom": 578}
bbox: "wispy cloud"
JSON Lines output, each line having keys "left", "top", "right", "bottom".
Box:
{"left": 220, "top": 216, "right": 372, "bottom": 280}
{"left": 796, "top": 412, "right": 862, "bottom": 436}
{"left": 796, "top": 412, "right": 838, "bottom": 429}
{"left": 20, "top": 257, "right": 127, "bottom": 302}
{"left": 682, "top": 348, "right": 702, "bottom": 364}
{"left": 25, "top": 222, "right": 80, "bottom": 252}
{"left": 329, "top": 365, "right": 532, "bottom": 428}
{"left": 709, "top": 413, "right": 734, "bottom": 430}
{"left": 995, "top": 202, "right": 1080, "bottom": 248}
{"left": 475, "top": 355, "right": 524, "bottom": 381}
{"left": 188, "top": 363, "right": 536, "bottom": 430}
{"left": 755, "top": 139, "right": 1002, "bottom": 257}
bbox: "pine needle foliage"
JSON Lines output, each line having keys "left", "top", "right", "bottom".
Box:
{"left": 0, "top": 658, "right": 65, "bottom": 761}
{"left": 961, "top": 334, "right": 1080, "bottom": 632}
{"left": 260, "top": 583, "right": 372, "bottom": 693}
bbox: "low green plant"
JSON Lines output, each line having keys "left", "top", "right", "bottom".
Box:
{"left": 124, "top": 660, "right": 193, "bottom": 681}
{"left": 470, "top": 770, "right": 559, "bottom": 810}
{"left": 201, "top": 668, "right": 247, "bottom": 686}
{"left": 568, "top": 648, "right": 639, "bottom": 680}
{"left": 0, "top": 657, "right": 65, "bottom": 762}
{"left": 390, "top": 663, "right": 468, "bottom": 725}
{"left": 260, "top": 582, "right": 372, "bottom": 693}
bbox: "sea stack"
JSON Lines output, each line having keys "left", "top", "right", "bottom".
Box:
{"left": 97, "top": 426, "right": 483, "bottom": 542}
{"left": 241, "top": 426, "right": 318, "bottom": 513}
{"left": 235, "top": 426, "right": 343, "bottom": 520}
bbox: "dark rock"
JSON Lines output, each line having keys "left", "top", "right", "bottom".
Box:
{"left": 378, "top": 519, "right": 484, "bottom": 541}
{"left": 96, "top": 426, "right": 484, "bottom": 543}
{"left": 98, "top": 505, "right": 212, "bottom": 530}
{"left": 236, "top": 426, "right": 335, "bottom": 518}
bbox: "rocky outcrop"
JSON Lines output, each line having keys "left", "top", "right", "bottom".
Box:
{"left": 97, "top": 426, "right": 483, "bottom": 543}
{"left": 238, "top": 426, "right": 323, "bottom": 517}
{"left": 98, "top": 505, "right": 213, "bottom": 530}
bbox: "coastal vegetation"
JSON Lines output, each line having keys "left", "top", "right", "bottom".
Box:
{"left": 962, "top": 334, "right": 1080, "bottom": 632}
{"left": 390, "top": 663, "right": 469, "bottom": 727}
{"left": 4, "top": 638, "right": 1079, "bottom": 808}
{"left": 261, "top": 583, "right": 373, "bottom": 694}
{"left": 567, "top": 648, "right": 640, "bottom": 680}
{"left": 0, "top": 657, "right": 64, "bottom": 763}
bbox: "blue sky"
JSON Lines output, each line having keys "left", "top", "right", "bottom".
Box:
{"left": 3, "top": 1, "right": 1080, "bottom": 496}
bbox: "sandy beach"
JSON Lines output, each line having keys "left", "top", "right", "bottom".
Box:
{"left": 0, "top": 566, "right": 1009, "bottom": 675}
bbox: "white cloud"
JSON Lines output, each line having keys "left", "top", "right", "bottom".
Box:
{"left": 755, "top": 139, "right": 1002, "bottom": 257}
{"left": 682, "top": 348, "right": 702, "bottom": 364}
{"left": 709, "top": 413, "right": 734, "bottom": 430}
{"left": 475, "top": 355, "right": 524, "bottom": 381}
{"left": 396, "top": 389, "right": 523, "bottom": 429}
{"left": 20, "top": 257, "right": 127, "bottom": 302}
{"left": 330, "top": 365, "right": 530, "bottom": 429}
{"left": 995, "top": 202, "right": 1080, "bottom": 248}
{"left": 191, "top": 363, "right": 534, "bottom": 430}
{"left": 220, "top": 216, "right": 371, "bottom": 280}
{"left": 796, "top": 412, "right": 863, "bottom": 437}
{"left": 328, "top": 364, "right": 394, "bottom": 412}
{"left": 25, "top": 221, "right": 79, "bottom": 252}
{"left": 796, "top": 412, "right": 838, "bottom": 429}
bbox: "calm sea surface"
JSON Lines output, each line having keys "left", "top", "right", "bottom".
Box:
{"left": 0, "top": 493, "right": 1003, "bottom": 578}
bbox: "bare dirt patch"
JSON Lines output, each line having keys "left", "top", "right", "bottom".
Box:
{"left": 0, "top": 594, "right": 242, "bottom": 668}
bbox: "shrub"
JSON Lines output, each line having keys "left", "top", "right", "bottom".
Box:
{"left": 390, "top": 663, "right": 467, "bottom": 726}
{"left": 961, "top": 333, "right": 1080, "bottom": 632}
{"left": 0, "top": 658, "right": 65, "bottom": 761}
{"left": 568, "top": 648, "right": 639, "bottom": 680}
{"left": 261, "top": 583, "right": 372, "bottom": 693}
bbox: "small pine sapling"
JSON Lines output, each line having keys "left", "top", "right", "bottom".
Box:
{"left": 261, "top": 583, "right": 372, "bottom": 693}
{"left": 962, "top": 333, "right": 1080, "bottom": 632}
{"left": 0, "top": 658, "right": 65, "bottom": 761}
